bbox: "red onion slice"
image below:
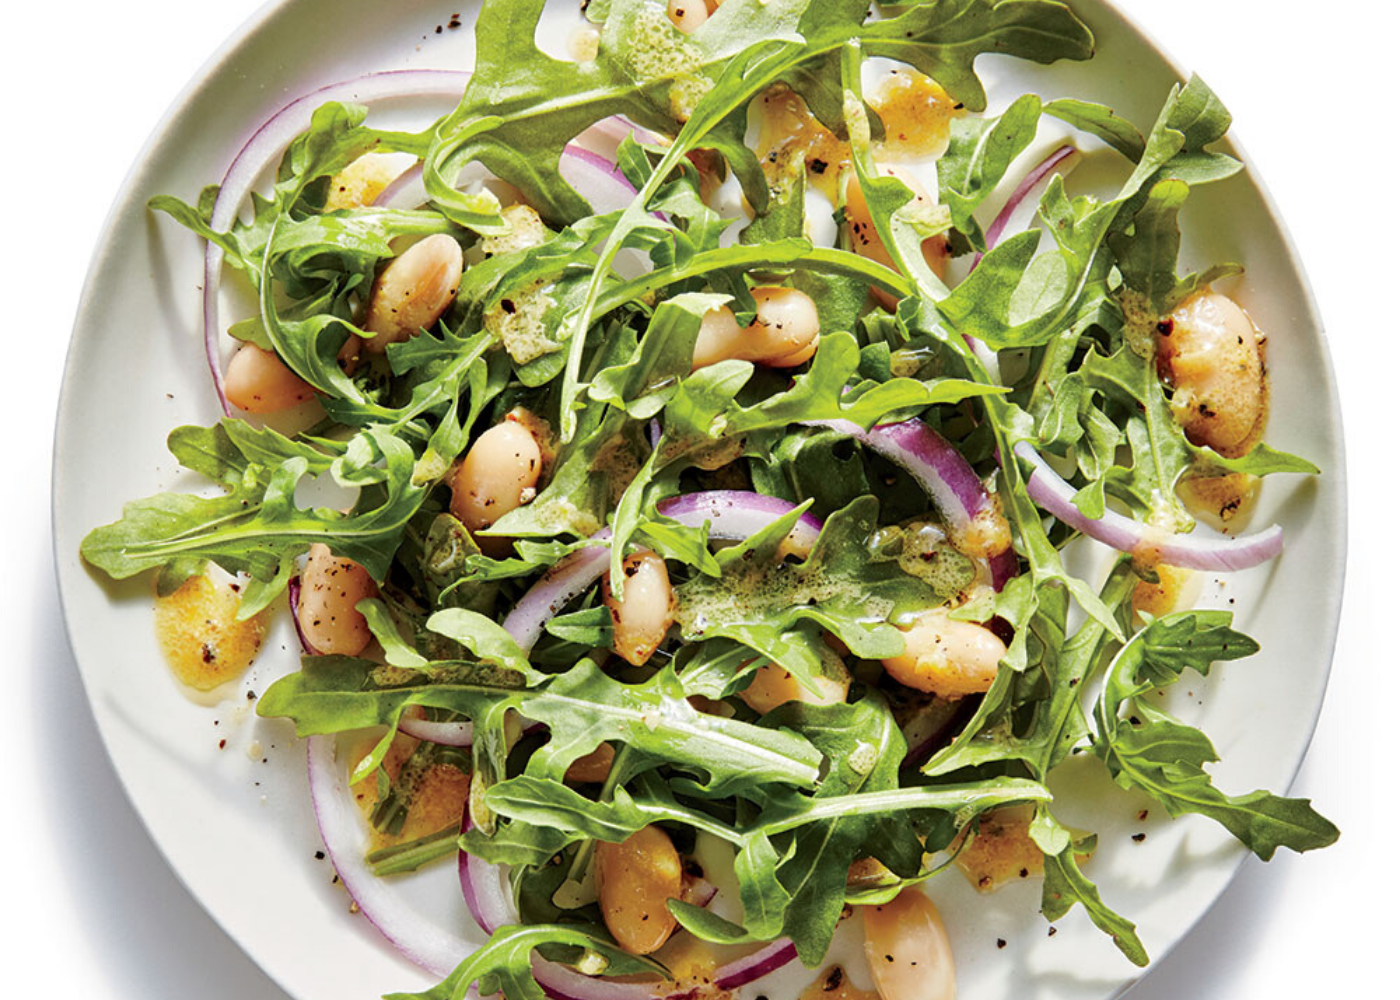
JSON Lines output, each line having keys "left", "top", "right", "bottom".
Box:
{"left": 558, "top": 144, "right": 664, "bottom": 279}
{"left": 458, "top": 807, "right": 518, "bottom": 935}
{"left": 559, "top": 144, "right": 644, "bottom": 216}
{"left": 399, "top": 716, "right": 475, "bottom": 747}
{"left": 981, "top": 145, "right": 1082, "bottom": 256}
{"left": 805, "top": 418, "right": 1020, "bottom": 591}
{"left": 531, "top": 935, "right": 800, "bottom": 1000}
{"left": 1014, "top": 442, "right": 1284, "bottom": 570}
{"left": 713, "top": 938, "right": 800, "bottom": 990}
{"left": 964, "top": 146, "right": 1081, "bottom": 380}
{"left": 574, "top": 116, "right": 665, "bottom": 157}
{"left": 689, "top": 880, "right": 719, "bottom": 910}
{"left": 456, "top": 816, "right": 663, "bottom": 1000}
{"left": 203, "top": 70, "right": 470, "bottom": 412}
{"left": 988, "top": 547, "right": 1020, "bottom": 591}
{"left": 533, "top": 957, "right": 660, "bottom": 1000}
{"left": 373, "top": 162, "right": 428, "bottom": 210}
{"left": 306, "top": 734, "right": 477, "bottom": 981}
{"left": 501, "top": 491, "right": 823, "bottom": 651}
{"left": 287, "top": 576, "right": 321, "bottom": 655}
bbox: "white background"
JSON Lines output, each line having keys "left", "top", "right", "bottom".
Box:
{"left": 4, "top": 1, "right": 1393, "bottom": 996}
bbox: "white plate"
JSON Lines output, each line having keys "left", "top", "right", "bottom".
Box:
{"left": 52, "top": 2, "right": 1345, "bottom": 999}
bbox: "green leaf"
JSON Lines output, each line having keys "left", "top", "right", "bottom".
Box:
{"left": 1093, "top": 612, "right": 1339, "bottom": 860}
{"left": 82, "top": 428, "right": 424, "bottom": 610}
{"left": 426, "top": 609, "right": 544, "bottom": 682}
{"left": 257, "top": 658, "right": 823, "bottom": 796}
{"left": 358, "top": 599, "right": 428, "bottom": 668}
{"left": 385, "top": 923, "right": 665, "bottom": 1000}
{"left": 939, "top": 92, "right": 1044, "bottom": 246}
{"left": 1043, "top": 98, "right": 1146, "bottom": 161}
{"left": 674, "top": 496, "right": 953, "bottom": 676}
{"left": 1037, "top": 810, "right": 1148, "bottom": 966}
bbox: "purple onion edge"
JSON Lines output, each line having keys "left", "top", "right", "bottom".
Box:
{"left": 657, "top": 490, "right": 825, "bottom": 538}
{"left": 874, "top": 419, "right": 990, "bottom": 522}
{"left": 561, "top": 143, "right": 668, "bottom": 222}
{"left": 202, "top": 69, "right": 470, "bottom": 414}
{"left": 287, "top": 576, "right": 321, "bottom": 656}
{"left": 982, "top": 144, "right": 1080, "bottom": 254}
{"left": 713, "top": 939, "right": 800, "bottom": 991}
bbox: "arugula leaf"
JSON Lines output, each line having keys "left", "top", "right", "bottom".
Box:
{"left": 81, "top": 427, "right": 423, "bottom": 615}
{"left": 426, "top": 609, "right": 543, "bottom": 682}
{"left": 384, "top": 923, "right": 664, "bottom": 1000}
{"left": 939, "top": 76, "right": 1241, "bottom": 351}
{"left": 257, "top": 657, "right": 823, "bottom": 796}
{"left": 1093, "top": 612, "right": 1339, "bottom": 859}
{"left": 674, "top": 496, "right": 952, "bottom": 677}
{"left": 938, "top": 92, "right": 1044, "bottom": 248}
{"left": 358, "top": 598, "right": 428, "bottom": 668}
{"left": 766, "top": 695, "right": 910, "bottom": 965}
{"left": 1035, "top": 809, "right": 1148, "bottom": 966}
{"left": 1043, "top": 98, "right": 1146, "bottom": 161}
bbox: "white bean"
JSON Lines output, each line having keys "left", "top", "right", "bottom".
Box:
{"left": 739, "top": 660, "right": 850, "bottom": 714}
{"left": 361, "top": 233, "right": 464, "bottom": 354}
{"left": 595, "top": 825, "right": 681, "bottom": 955}
{"left": 450, "top": 419, "right": 544, "bottom": 532}
{"left": 882, "top": 608, "right": 1005, "bottom": 700}
{"left": 1158, "top": 292, "right": 1265, "bottom": 456}
{"left": 565, "top": 743, "right": 616, "bottom": 783}
{"left": 862, "top": 889, "right": 956, "bottom": 1000}
{"left": 604, "top": 550, "right": 676, "bottom": 666}
{"left": 297, "top": 543, "right": 377, "bottom": 656}
{"left": 224, "top": 343, "right": 315, "bottom": 413}
{"left": 691, "top": 286, "right": 821, "bottom": 369}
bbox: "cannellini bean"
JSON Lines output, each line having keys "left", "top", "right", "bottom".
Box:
{"left": 691, "top": 286, "right": 821, "bottom": 370}
{"left": 450, "top": 419, "right": 544, "bottom": 532}
{"left": 862, "top": 889, "right": 956, "bottom": 1000}
{"left": 604, "top": 550, "right": 676, "bottom": 666}
{"left": 224, "top": 343, "right": 315, "bottom": 413}
{"left": 844, "top": 165, "right": 949, "bottom": 308}
{"left": 667, "top": 0, "right": 720, "bottom": 34}
{"left": 565, "top": 743, "right": 616, "bottom": 783}
{"left": 362, "top": 233, "right": 464, "bottom": 354}
{"left": 297, "top": 543, "right": 377, "bottom": 656}
{"left": 1158, "top": 292, "right": 1265, "bottom": 456}
{"left": 595, "top": 825, "right": 682, "bottom": 955}
{"left": 740, "top": 660, "right": 850, "bottom": 715}
{"left": 882, "top": 608, "right": 1005, "bottom": 700}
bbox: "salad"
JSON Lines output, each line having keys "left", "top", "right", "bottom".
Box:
{"left": 79, "top": 2, "right": 1339, "bottom": 998}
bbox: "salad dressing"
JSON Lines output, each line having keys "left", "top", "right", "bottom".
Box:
{"left": 349, "top": 732, "right": 471, "bottom": 851}
{"left": 952, "top": 804, "right": 1046, "bottom": 892}
{"left": 1132, "top": 563, "right": 1200, "bottom": 619}
{"left": 570, "top": 24, "right": 602, "bottom": 63}
{"left": 869, "top": 68, "right": 960, "bottom": 160}
{"left": 799, "top": 966, "right": 880, "bottom": 1000}
{"left": 324, "top": 152, "right": 414, "bottom": 212}
{"left": 1179, "top": 472, "right": 1259, "bottom": 530}
{"left": 653, "top": 932, "right": 723, "bottom": 995}
{"left": 153, "top": 575, "right": 268, "bottom": 693}
{"left": 755, "top": 69, "right": 961, "bottom": 203}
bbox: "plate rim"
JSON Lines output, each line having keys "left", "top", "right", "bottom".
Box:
{"left": 50, "top": 2, "right": 1349, "bottom": 998}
